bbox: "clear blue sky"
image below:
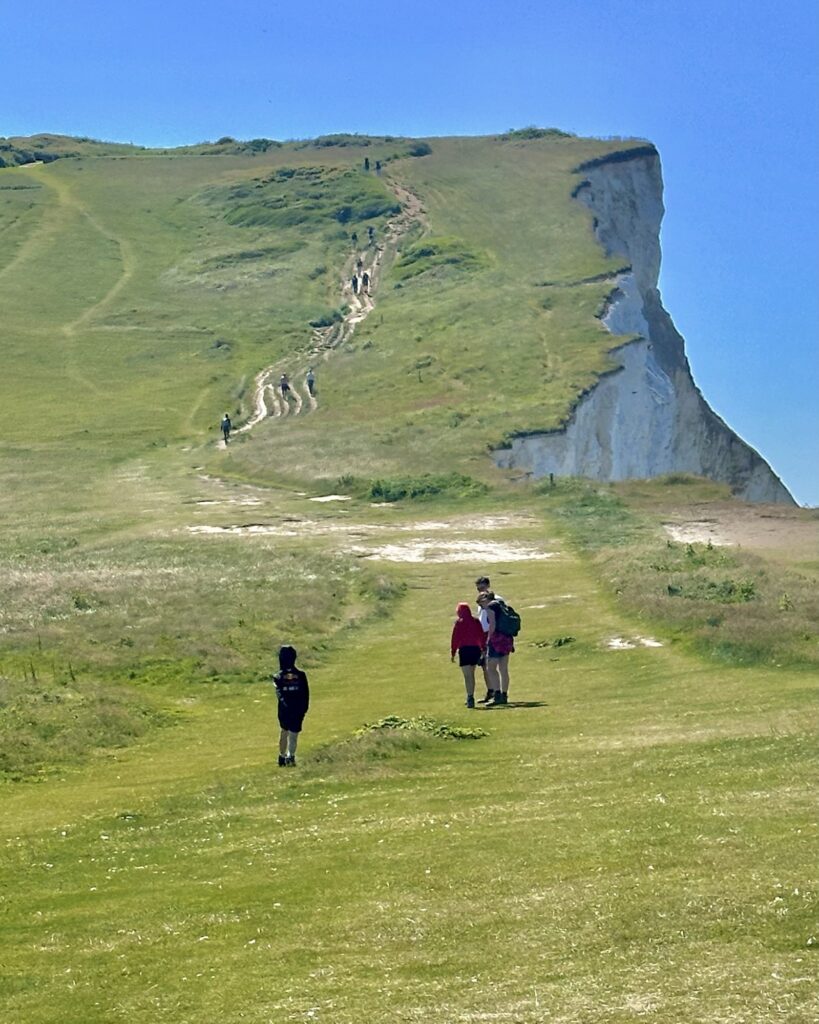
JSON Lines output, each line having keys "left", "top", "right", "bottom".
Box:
{"left": 4, "top": 0, "right": 817, "bottom": 504}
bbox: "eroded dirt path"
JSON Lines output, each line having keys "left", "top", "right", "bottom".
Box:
{"left": 228, "top": 177, "right": 427, "bottom": 443}
{"left": 660, "top": 501, "right": 819, "bottom": 561}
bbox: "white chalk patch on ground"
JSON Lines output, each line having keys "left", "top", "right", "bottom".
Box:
{"left": 404, "top": 515, "right": 538, "bottom": 532}
{"left": 607, "top": 637, "right": 637, "bottom": 650}
{"left": 526, "top": 596, "right": 575, "bottom": 608}
{"left": 309, "top": 494, "right": 351, "bottom": 502}
{"left": 606, "top": 636, "right": 663, "bottom": 650}
{"left": 663, "top": 522, "right": 730, "bottom": 546}
{"left": 194, "top": 500, "right": 220, "bottom": 506}
{"left": 188, "top": 525, "right": 303, "bottom": 536}
{"left": 347, "top": 540, "right": 558, "bottom": 563}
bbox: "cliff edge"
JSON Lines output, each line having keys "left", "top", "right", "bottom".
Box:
{"left": 493, "top": 146, "right": 794, "bottom": 504}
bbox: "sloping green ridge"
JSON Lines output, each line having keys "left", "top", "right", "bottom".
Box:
{"left": 0, "top": 132, "right": 638, "bottom": 476}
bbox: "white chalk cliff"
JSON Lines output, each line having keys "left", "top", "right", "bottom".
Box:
{"left": 493, "top": 146, "right": 794, "bottom": 504}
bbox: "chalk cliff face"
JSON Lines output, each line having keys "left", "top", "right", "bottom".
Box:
{"left": 493, "top": 147, "right": 794, "bottom": 504}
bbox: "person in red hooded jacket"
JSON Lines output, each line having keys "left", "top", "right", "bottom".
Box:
{"left": 450, "top": 602, "right": 486, "bottom": 708}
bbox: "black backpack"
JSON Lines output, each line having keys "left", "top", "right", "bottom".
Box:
{"left": 493, "top": 599, "right": 522, "bottom": 637}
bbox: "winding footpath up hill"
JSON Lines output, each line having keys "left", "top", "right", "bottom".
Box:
{"left": 226, "top": 180, "right": 426, "bottom": 447}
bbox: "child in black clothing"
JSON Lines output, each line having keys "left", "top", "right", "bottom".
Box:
{"left": 273, "top": 645, "right": 310, "bottom": 767}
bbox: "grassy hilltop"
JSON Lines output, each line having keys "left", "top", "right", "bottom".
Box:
{"left": 1, "top": 131, "right": 817, "bottom": 1023}
{"left": 0, "top": 129, "right": 631, "bottom": 471}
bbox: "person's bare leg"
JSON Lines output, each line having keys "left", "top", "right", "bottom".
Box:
{"left": 497, "top": 655, "right": 510, "bottom": 694}
{"left": 460, "top": 665, "right": 476, "bottom": 698}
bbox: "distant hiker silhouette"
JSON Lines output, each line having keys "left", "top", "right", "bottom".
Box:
{"left": 351, "top": 231, "right": 358, "bottom": 246}
{"left": 306, "top": 368, "right": 316, "bottom": 396}
{"left": 362, "top": 270, "right": 370, "bottom": 293}
{"left": 356, "top": 256, "right": 364, "bottom": 271}
{"left": 375, "top": 160, "right": 381, "bottom": 175}
{"left": 279, "top": 373, "right": 291, "bottom": 399}
{"left": 220, "top": 413, "right": 232, "bottom": 443}
{"left": 351, "top": 274, "right": 359, "bottom": 294}
{"left": 364, "top": 157, "right": 370, "bottom": 171}
{"left": 367, "top": 225, "right": 375, "bottom": 243}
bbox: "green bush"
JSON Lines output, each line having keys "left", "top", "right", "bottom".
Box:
{"left": 499, "top": 126, "right": 575, "bottom": 141}
{"left": 366, "top": 473, "right": 488, "bottom": 503}
{"left": 308, "top": 309, "right": 343, "bottom": 328}
{"left": 357, "top": 715, "right": 487, "bottom": 740}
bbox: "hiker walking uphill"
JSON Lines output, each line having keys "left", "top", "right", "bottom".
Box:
{"left": 279, "top": 373, "right": 291, "bottom": 400}
{"left": 451, "top": 602, "right": 486, "bottom": 709}
{"left": 273, "top": 645, "right": 310, "bottom": 767}
{"left": 220, "top": 413, "right": 232, "bottom": 444}
{"left": 305, "top": 367, "right": 316, "bottom": 396}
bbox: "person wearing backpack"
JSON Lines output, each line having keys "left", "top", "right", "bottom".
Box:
{"left": 475, "top": 575, "right": 504, "bottom": 704}
{"left": 450, "top": 602, "right": 486, "bottom": 708}
{"left": 273, "top": 645, "right": 310, "bottom": 767}
{"left": 476, "top": 590, "right": 516, "bottom": 705}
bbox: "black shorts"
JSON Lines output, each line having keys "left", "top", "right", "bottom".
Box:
{"left": 278, "top": 709, "right": 305, "bottom": 733}
{"left": 458, "top": 645, "right": 483, "bottom": 667}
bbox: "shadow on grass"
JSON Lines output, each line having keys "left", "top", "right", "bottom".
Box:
{"left": 480, "top": 700, "right": 549, "bottom": 710}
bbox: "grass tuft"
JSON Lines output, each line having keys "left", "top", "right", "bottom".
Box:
{"left": 356, "top": 714, "right": 488, "bottom": 739}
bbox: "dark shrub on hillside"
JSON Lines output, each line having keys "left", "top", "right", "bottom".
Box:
{"left": 367, "top": 473, "right": 488, "bottom": 503}
{"left": 499, "top": 126, "right": 575, "bottom": 141}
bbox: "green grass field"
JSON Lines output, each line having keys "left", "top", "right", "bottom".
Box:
{"left": 1, "top": 132, "right": 817, "bottom": 1022}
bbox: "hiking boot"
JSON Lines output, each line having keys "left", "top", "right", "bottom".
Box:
{"left": 496, "top": 691, "right": 508, "bottom": 705}
{"left": 277, "top": 755, "right": 287, "bottom": 767}
{"left": 465, "top": 695, "right": 476, "bottom": 709}
{"left": 285, "top": 755, "right": 296, "bottom": 767}
{"left": 477, "top": 691, "right": 495, "bottom": 705}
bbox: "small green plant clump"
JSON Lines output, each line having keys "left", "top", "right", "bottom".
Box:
{"left": 357, "top": 715, "right": 487, "bottom": 740}
{"left": 336, "top": 472, "right": 487, "bottom": 503}
{"left": 366, "top": 473, "right": 489, "bottom": 503}
{"left": 531, "top": 635, "right": 576, "bottom": 648}
{"left": 308, "top": 308, "right": 343, "bottom": 329}
{"left": 307, "top": 715, "right": 486, "bottom": 774}
{"left": 498, "top": 126, "right": 575, "bottom": 141}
